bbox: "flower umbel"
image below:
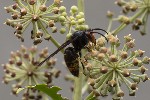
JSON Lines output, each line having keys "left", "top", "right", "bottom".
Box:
{"left": 4, "top": 0, "right": 62, "bottom": 44}
{"left": 84, "top": 34, "right": 149, "bottom": 100}
{"left": 58, "top": 5, "right": 88, "bottom": 39}
{"left": 115, "top": 0, "right": 150, "bottom": 35}
{"left": 2, "top": 45, "right": 60, "bottom": 99}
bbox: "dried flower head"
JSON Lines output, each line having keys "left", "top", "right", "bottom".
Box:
{"left": 84, "top": 34, "right": 149, "bottom": 99}
{"left": 4, "top": 0, "right": 62, "bottom": 44}
{"left": 2, "top": 45, "right": 60, "bottom": 99}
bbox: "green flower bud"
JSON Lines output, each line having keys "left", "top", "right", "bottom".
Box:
{"left": 61, "top": 12, "right": 67, "bottom": 17}
{"left": 70, "top": 6, "right": 78, "bottom": 14}
{"left": 78, "top": 12, "right": 84, "bottom": 17}
{"left": 70, "top": 16, "right": 75, "bottom": 20}
{"left": 71, "top": 20, "right": 76, "bottom": 25}
{"left": 76, "top": 14, "right": 82, "bottom": 19}
{"left": 78, "top": 18, "right": 85, "bottom": 24}
{"left": 59, "top": 16, "right": 66, "bottom": 22}
{"left": 60, "top": 28, "right": 66, "bottom": 34}
{"left": 59, "top": 6, "right": 66, "bottom": 13}
{"left": 61, "top": 22, "right": 65, "bottom": 26}
{"left": 78, "top": 25, "right": 86, "bottom": 30}
{"left": 66, "top": 33, "right": 72, "bottom": 39}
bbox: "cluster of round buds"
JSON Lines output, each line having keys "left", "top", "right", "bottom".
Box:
{"left": 115, "top": 0, "right": 150, "bottom": 35}
{"left": 58, "top": 5, "right": 89, "bottom": 39}
{"left": 4, "top": 0, "right": 62, "bottom": 44}
{"left": 83, "top": 34, "right": 149, "bottom": 99}
{"left": 2, "top": 45, "right": 60, "bottom": 99}
{"left": 115, "top": 0, "right": 138, "bottom": 14}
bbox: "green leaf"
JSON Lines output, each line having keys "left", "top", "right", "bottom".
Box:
{"left": 33, "top": 84, "right": 66, "bottom": 100}
{"left": 17, "top": 84, "right": 68, "bottom": 100}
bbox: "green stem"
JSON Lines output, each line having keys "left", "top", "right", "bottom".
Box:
{"left": 73, "top": 0, "right": 84, "bottom": 100}
{"left": 85, "top": 71, "right": 113, "bottom": 100}
{"left": 78, "top": 0, "right": 84, "bottom": 12}
{"left": 38, "top": 20, "right": 63, "bottom": 53}
{"left": 112, "top": 8, "right": 146, "bottom": 35}
{"left": 73, "top": 74, "right": 83, "bottom": 100}
{"left": 107, "top": 18, "right": 113, "bottom": 32}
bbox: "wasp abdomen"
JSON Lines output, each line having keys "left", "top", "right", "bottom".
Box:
{"left": 64, "top": 47, "right": 79, "bottom": 77}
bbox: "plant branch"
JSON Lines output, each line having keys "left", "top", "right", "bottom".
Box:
{"left": 112, "top": 8, "right": 146, "bottom": 35}
{"left": 73, "top": 0, "right": 84, "bottom": 100}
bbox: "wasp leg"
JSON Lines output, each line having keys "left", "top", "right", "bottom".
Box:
{"left": 79, "top": 51, "right": 85, "bottom": 69}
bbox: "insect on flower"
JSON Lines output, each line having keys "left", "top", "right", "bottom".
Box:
{"left": 38, "top": 28, "right": 108, "bottom": 76}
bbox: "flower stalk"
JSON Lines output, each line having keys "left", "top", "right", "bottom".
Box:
{"left": 112, "top": 8, "right": 146, "bottom": 35}
{"left": 73, "top": 0, "right": 84, "bottom": 100}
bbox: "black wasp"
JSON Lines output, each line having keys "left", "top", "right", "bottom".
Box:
{"left": 38, "top": 28, "right": 108, "bottom": 77}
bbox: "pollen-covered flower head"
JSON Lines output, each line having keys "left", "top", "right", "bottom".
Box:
{"left": 115, "top": 0, "right": 150, "bottom": 35}
{"left": 2, "top": 45, "right": 60, "bottom": 99}
{"left": 83, "top": 34, "right": 149, "bottom": 99}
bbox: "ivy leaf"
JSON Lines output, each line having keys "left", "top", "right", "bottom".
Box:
{"left": 33, "top": 84, "right": 67, "bottom": 100}
{"left": 17, "top": 84, "right": 68, "bottom": 100}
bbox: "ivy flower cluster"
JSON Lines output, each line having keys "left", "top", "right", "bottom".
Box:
{"left": 4, "top": 0, "right": 88, "bottom": 45}
{"left": 4, "top": 0, "right": 61, "bottom": 44}
{"left": 2, "top": 45, "right": 60, "bottom": 100}
{"left": 83, "top": 34, "right": 149, "bottom": 100}
{"left": 115, "top": 0, "right": 150, "bottom": 35}
{"left": 58, "top": 5, "right": 88, "bottom": 39}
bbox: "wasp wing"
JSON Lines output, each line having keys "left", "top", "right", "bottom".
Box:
{"left": 38, "top": 36, "right": 79, "bottom": 66}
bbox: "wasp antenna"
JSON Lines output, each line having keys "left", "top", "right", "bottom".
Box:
{"left": 91, "top": 28, "right": 108, "bottom": 34}
{"left": 91, "top": 32, "right": 108, "bottom": 42}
